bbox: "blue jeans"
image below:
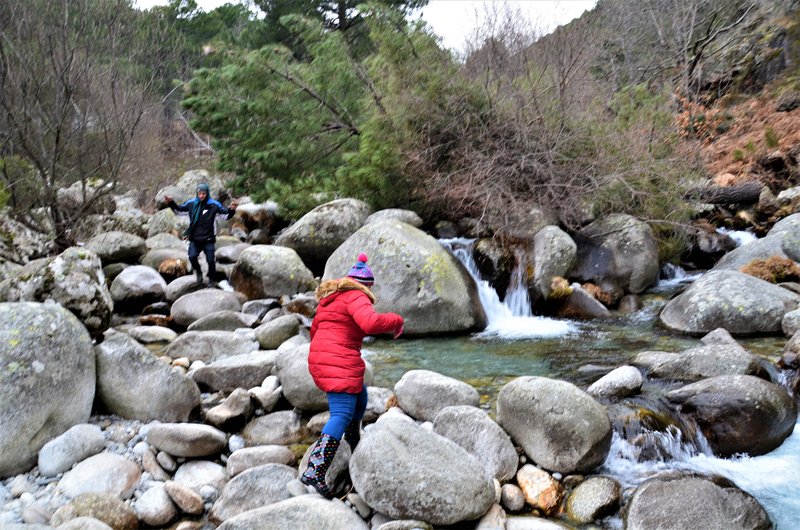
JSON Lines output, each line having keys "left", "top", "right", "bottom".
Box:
{"left": 188, "top": 239, "right": 216, "bottom": 279}
{"left": 321, "top": 387, "right": 368, "bottom": 440}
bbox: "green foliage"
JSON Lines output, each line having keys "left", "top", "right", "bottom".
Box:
{"left": 764, "top": 126, "right": 779, "bottom": 148}
{"left": 732, "top": 149, "right": 745, "bottom": 161}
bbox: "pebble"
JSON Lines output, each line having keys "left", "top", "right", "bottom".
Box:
{"left": 173, "top": 357, "right": 191, "bottom": 369}
{"left": 199, "top": 485, "right": 219, "bottom": 503}
{"left": 228, "top": 435, "right": 246, "bottom": 453}
{"left": 157, "top": 451, "right": 178, "bottom": 472}
{"left": 143, "top": 451, "right": 171, "bottom": 482}
{"left": 164, "top": 481, "right": 204, "bottom": 515}
{"left": 134, "top": 483, "right": 177, "bottom": 527}
{"left": 190, "top": 360, "right": 206, "bottom": 371}
{"left": 500, "top": 484, "right": 526, "bottom": 512}
{"left": 347, "top": 492, "right": 372, "bottom": 519}
{"left": 132, "top": 442, "right": 149, "bottom": 458}
{"left": 21, "top": 500, "right": 51, "bottom": 524}
{"left": 19, "top": 492, "right": 35, "bottom": 505}
{"left": 10, "top": 476, "right": 34, "bottom": 497}
{"left": 286, "top": 479, "right": 309, "bottom": 497}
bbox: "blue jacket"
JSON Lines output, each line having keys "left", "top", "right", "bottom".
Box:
{"left": 168, "top": 197, "right": 235, "bottom": 242}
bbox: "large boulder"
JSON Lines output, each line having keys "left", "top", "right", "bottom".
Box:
{"left": 394, "top": 370, "right": 480, "bottom": 422}
{"left": 58, "top": 453, "right": 141, "bottom": 499}
{"left": 231, "top": 245, "right": 316, "bottom": 300}
{"left": 496, "top": 376, "right": 611, "bottom": 474}
{"left": 0, "top": 247, "right": 113, "bottom": 337}
{"left": 84, "top": 231, "right": 147, "bottom": 264}
{"left": 95, "top": 331, "right": 200, "bottom": 421}
{"left": 190, "top": 351, "right": 277, "bottom": 392}
{"left": 432, "top": 405, "right": 518, "bottom": 482}
{"left": 217, "top": 495, "right": 369, "bottom": 530}
{"left": 147, "top": 208, "right": 180, "bottom": 238}
{"left": 254, "top": 315, "right": 300, "bottom": 349}
{"left": 633, "top": 343, "right": 767, "bottom": 382}
{"left": 209, "top": 464, "right": 295, "bottom": 523}
{"left": 187, "top": 310, "right": 258, "bottom": 332}
{"left": 273, "top": 344, "right": 327, "bottom": 412}
{"left": 242, "top": 410, "right": 308, "bottom": 446}
{"left": 0, "top": 302, "right": 95, "bottom": 478}
{"left": 572, "top": 214, "right": 659, "bottom": 294}
{"left": 666, "top": 375, "right": 797, "bottom": 456}
{"left": 366, "top": 208, "right": 423, "bottom": 228}
{"left": 155, "top": 169, "right": 228, "bottom": 210}
{"left": 140, "top": 247, "right": 190, "bottom": 271}
{"left": 164, "top": 330, "right": 259, "bottom": 363}
{"left": 275, "top": 198, "right": 372, "bottom": 274}
{"left": 171, "top": 289, "right": 243, "bottom": 327}
{"left": 712, "top": 233, "right": 790, "bottom": 271}
{"left": 625, "top": 475, "right": 771, "bottom": 530}
{"left": 350, "top": 417, "right": 495, "bottom": 525}
{"left": 0, "top": 214, "right": 52, "bottom": 264}
{"left": 533, "top": 226, "right": 577, "bottom": 299}
{"left": 324, "top": 220, "right": 487, "bottom": 335}
{"left": 110, "top": 265, "right": 167, "bottom": 313}
{"left": 660, "top": 270, "right": 800, "bottom": 335}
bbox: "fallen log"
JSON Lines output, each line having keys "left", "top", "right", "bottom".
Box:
{"left": 686, "top": 182, "right": 763, "bottom": 204}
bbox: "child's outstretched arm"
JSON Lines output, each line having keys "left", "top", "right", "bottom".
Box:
{"left": 348, "top": 294, "right": 403, "bottom": 337}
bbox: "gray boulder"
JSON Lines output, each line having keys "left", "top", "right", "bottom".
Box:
{"left": 667, "top": 375, "right": 797, "bottom": 456}
{"left": 660, "top": 270, "right": 800, "bottom": 335}
{"left": 217, "top": 495, "right": 369, "bottom": 530}
{"left": 95, "top": 331, "right": 200, "bottom": 421}
{"left": 633, "top": 344, "right": 767, "bottom": 382}
{"left": 572, "top": 214, "right": 659, "bottom": 294}
{"left": 133, "top": 483, "right": 177, "bottom": 527}
{"left": 350, "top": 417, "right": 495, "bottom": 525}
{"left": 273, "top": 344, "right": 327, "bottom": 412}
{"left": 166, "top": 275, "right": 203, "bottom": 302}
{"left": 533, "top": 226, "right": 577, "bottom": 299}
{"left": 140, "top": 247, "right": 190, "bottom": 271}
{"left": 586, "top": 365, "right": 642, "bottom": 399}
{"left": 38, "top": 424, "right": 105, "bottom": 477}
{"left": 366, "top": 208, "right": 423, "bottom": 228}
{"left": 164, "top": 330, "right": 259, "bottom": 363}
{"left": 0, "top": 302, "right": 95, "bottom": 478}
{"left": 432, "top": 405, "right": 518, "bottom": 481}
{"left": 110, "top": 265, "right": 167, "bottom": 313}
{"left": 231, "top": 245, "right": 316, "bottom": 300}
{"left": 171, "top": 289, "right": 243, "bottom": 327}
{"left": 394, "top": 370, "right": 480, "bottom": 422}
{"left": 147, "top": 208, "right": 179, "bottom": 238}
{"left": 216, "top": 243, "right": 252, "bottom": 264}
{"left": 254, "top": 315, "right": 300, "bottom": 349}
{"left": 782, "top": 308, "right": 800, "bottom": 336}
{"left": 190, "top": 351, "right": 277, "bottom": 392}
{"left": 127, "top": 325, "right": 177, "bottom": 344}
{"left": 496, "top": 376, "right": 611, "bottom": 474}
{"left": 242, "top": 410, "right": 308, "bottom": 446}
{"left": 0, "top": 215, "right": 52, "bottom": 264}
{"left": 227, "top": 446, "right": 297, "bottom": 477}
{"left": 210, "top": 464, "right": 295, "bottom": 523}
{"left": 145, "top": 232, "right": 185, "bottom": 250}
{"left": 565, "top": 476, "right": 620, "bottom": 524}
{"left": 324, "top": 220, "right": 487, "bottom": 335}
{"left": 768, "top": 212, "right": 800, "bottom": 237}
{"left": 148, "top": 423, "right": 227, "bottom": 458}
{"left": 625, "top": 475, "right": 770, "bottom": 530}
{"left": 85, "top": 231, "right": 147, "bottom": 264}
{"left": 58, "top": 453, "right": 141, "bottom": 499}
{"left": 0, "top": 247, "right": 113, "bottom": 337}
{"left": 276, "top": 198, "right": 372, "bottom": 274}
{"left": 713, "top": 233, "right": 789, "bottom": 271}
{"left": 188, "top": 310, "right": 258, "bottom": 332}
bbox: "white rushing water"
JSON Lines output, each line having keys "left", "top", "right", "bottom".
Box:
{"left": 602, "top": 423, "right": 800, "bottom": 529}
{"left": 441, "top": 238, "right": 575, "bottom": 340}
{"left": 717, "top": 227, "right": 758, "bottom": 247}
{"left": 650, "top": 262, "right": 699, "bottom": 292}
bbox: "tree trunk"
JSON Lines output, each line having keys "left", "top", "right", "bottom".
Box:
{"left": 687, "top": 182, "right": 763, "bottom": 204}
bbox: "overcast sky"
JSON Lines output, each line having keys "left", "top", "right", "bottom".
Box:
{"left": 133, "top": 0, "right": 597, "bottom": 53}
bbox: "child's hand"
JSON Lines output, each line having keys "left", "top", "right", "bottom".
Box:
{"left": 393, "top": 325, "right": 404, "bottom": 339}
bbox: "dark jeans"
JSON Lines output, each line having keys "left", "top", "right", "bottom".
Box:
{"left": 321, "top": 387, "right": 368, "bottom": 440}
{"left": 188, "top": 239, "right": 216, "bottom": 280}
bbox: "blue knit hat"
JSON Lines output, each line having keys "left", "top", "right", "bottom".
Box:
{"left": 347, "top": 253, "right": 374, "bottom": 286}
{"left": 196, "top": 183, "right": 210, "bottom": 194}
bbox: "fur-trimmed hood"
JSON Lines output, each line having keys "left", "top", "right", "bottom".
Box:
{"left": 316, "top": 277, "right": 376, "bottom": 303}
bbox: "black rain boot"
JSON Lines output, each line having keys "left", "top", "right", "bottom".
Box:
{"left": 343, "top": 420, "right": 361, "bottom": 450}
{"left": 194, "top": 268, "right": 204, "bottom": 286}
{"left": 300, "top": 434, "right": 340, "bottom": 499}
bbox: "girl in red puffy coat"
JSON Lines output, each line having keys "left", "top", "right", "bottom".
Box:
{"left": 300, "top": 253, "right": 404, "bottom": 498}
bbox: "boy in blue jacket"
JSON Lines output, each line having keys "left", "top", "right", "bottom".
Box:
{"left": 164, "top": 183, "right": 238, "bottom": 287}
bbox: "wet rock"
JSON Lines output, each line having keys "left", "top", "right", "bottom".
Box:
{"left": 50, "top": 493, "right": 138, "bottom": 530}
{"left": 394, "top": 370, "right": 480, "bottom": 422}
{"left": 553, "top": 283, "right": 612, "bottom": 319}
{"left": 586, "top": 365, "right": 642, "bottom": 399}
{"left": 227, "top": 446, "right": 297, "bottom": 477}
{"left": 625, "top": 475, "right": 770, "bottom": 530}
{"left": 216, "top": 495, "right": 369, "bottom": 530}
{"left": 782, "top": 308, "right": 800, "bottom": 336}
{"left": 473, "top": 238, "right": 513, "bottom": 299}
{"left": 188, "top": 310, "right": 258, "bottom": 332}
{"left": 209, "top": 464, "right": 295, "bottom": 523}
{"left": 171, "top": 289, "right": 243, "bottom": 327}
{"left": 133, "top": 483, "right": 177, "bottom": 527}
{"left": 190, "top": 351, "right": 277, "bottom": 392}
{"left": 148, "top": 423, "right": 227, "bottom": 457}
{"left": 633, "top": 343, "right": 767, "bottom": 382}
{"left": 366, "top": 208, "right": 423, "bottom": 228}
{"left": 497, "top": 376, "right": 611, "bottom": 474}
{"left": 38, "top": 424, "right": 105, "bottom": 477}
{"left": 242, "top": 410, "right": 308, "bottom": 446}
{"left": 660, "top": 270, "right": 800, "bottom": 335}
{"left": 533, "top": 226, "right": 577, "bottom": 299}
{"left": 0, "top": 302, "right": 95, "bottom": 478}
{"left": 667, "top": 375, "right": 797, "bottom": 456}
{"left": 350, "top": 417, "right": 495, "bottom": 525}
{"left": 164, "top": 330, "right": 258, "bottom": 363}
{"left": 165, "top": 480, "right": 204, "bottom": 515}
{"left": 432, "top": 405, "right": 518, "bottom": 481}
{"left": 85, "top": 231, "right": 147, "bottom": 264}
{"left": 276, "top": 198, "right": 372, "bottom": 274}
{"left": 231, "top": 245, "right": 316, "bottom": 300}
{"left": 516, "top": 464, "right": 563, "bottom": 515}
{"left": 58, "top": 453, "right": 141, "bottom": 499}
{"left": 95, "top": 331, "right": 200, "bottom": 421}
{"left": 565, "top": 476, "right": 620, "bottom": 523}
{"left": 618, "top": 294, "right": 642, "bottom": 313}
{"left": 324, "top": 219, "right": 487, "bottom": 335}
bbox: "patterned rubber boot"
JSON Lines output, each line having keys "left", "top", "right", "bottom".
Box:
{"left": 300, "top": 434, "right": 340, "bottom": 499}
{"left": 343, "top": 420, "right": 361, "bottom": 450}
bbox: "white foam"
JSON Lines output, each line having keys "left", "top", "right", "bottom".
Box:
{"left": 717, "top": 227, "right": 758, "bottom": 247}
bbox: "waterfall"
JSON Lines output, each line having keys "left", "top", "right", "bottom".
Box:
{"left": 440, "top": 238, "right": 574, "bottom": 340}
{"left": 651, "top": 262, "right": 698, "bottom": 292}
{"left": 717, "top": 227, "right": 758, "bottom": 247}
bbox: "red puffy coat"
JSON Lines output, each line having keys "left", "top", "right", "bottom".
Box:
{"left": 309, "top": 278, "right": 403, "bottom": 393}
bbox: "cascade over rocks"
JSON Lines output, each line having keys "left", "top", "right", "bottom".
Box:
{"left": 625, "top": 475, "right": 771, "bottom": 530}
{"left": 0, "top": 247, "right": 113, "bottom": 337}
{"left": 393, "top": 369, "right": 480, "bottom": 422}
{"left": 0, "top": 302, "right": 95, "bottom": 478}
{"left": 660, "top": 270, "right": 800, "bottom": 335}
{"left": 667, "top": 375, "right": 797, "bottom": 456}
{"left": 349, "top": 417, "right": 495, "bottom": 525}
{"left": 275, "top": 198, "right": 372, "bottom": 274}
{"left": 324, "top": 219, "right": 487, "bottom": 335}
{"left": 572, "top": 214, "right": 659, "bottom": 294}
{"left": 95, "top": 331, "right": 200, "bottom": 421}
{"left": 231, "top": 245, "right": 316, "bottom": 300}
{"left": 496, "top": 376, "right": 612, "bottom": 474}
